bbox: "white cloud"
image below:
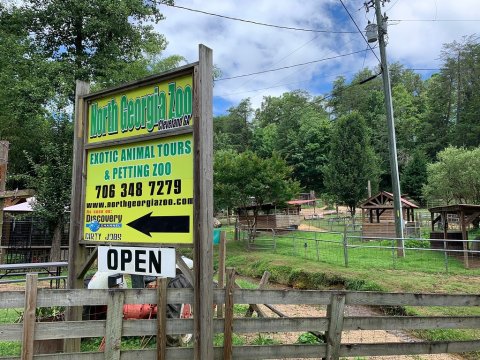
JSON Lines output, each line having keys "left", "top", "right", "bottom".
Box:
{"left": 155, "top": 0, "right": 479, "bottom": 114}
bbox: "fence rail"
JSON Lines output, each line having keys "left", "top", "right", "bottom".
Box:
{"left": 1, "top": 273, "right": 480, "bottom": 359}
{"left": 239, "top": 227, "right": 480, "bottom": 274}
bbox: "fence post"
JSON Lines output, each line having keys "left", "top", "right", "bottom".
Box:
{"left": 443, "top": 238, "right": 449, "bottom": 274}
{"left": 157, "top": 277, "right": 168, "bottom": 360}
{"left": 392, "top": 239, "right": 396, "bottom": 269}
{"left": 343, "top": 227, "right": 348, "bottom": 268}
{"left": 292, "top": 232, "right": 296, "bottom": 255}
{"left": 273, "top": 229, "right": 277, "bottom": 253}
{"left": 21, "top": 274, "right": 38, "bottom": 360}
{"left": 105, "top": 290, "right": 125, "bottom": 360}
{"left": 315, "top": 232, "right": 319, "bottom": 262}
{"left": 224, "top": 268, "right": 236, "bottom": 360}
{"left": 325, "top": 293, "right": 346, "bottom": 360}
{"left": 217, "top": 231, "right": 227, "bottom": 318}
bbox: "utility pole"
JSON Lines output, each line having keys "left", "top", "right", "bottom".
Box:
{"left": 371, "top": 0, "right": 404, "bottom": 256}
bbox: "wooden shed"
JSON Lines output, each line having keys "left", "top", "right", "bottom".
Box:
{"left": 237, "top": 203, "right": 302, "bottom": 230}
{"left": 429, "top": 204, "right": 480, "bottom": 268}
{"left": 360, "top": 191, "right": 419, "bottom": 238}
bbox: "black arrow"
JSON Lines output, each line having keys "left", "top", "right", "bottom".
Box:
{"left": 127, "top": 212, "right": 190, "bottom": 237}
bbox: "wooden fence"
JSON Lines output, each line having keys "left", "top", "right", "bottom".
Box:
{"left": 1, "top": 272, "right": 480, "bottom": 359}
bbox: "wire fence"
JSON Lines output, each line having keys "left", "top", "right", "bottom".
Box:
{"left": 238, "top": 226, "right": 480, "bottom": 275}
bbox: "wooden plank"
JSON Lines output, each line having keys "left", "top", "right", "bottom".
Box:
{"left": 6, "top": 314, "right": 480, "bottom": 343}
{"left": 175, "top": 252, "right": 194, "bottom": 286}
{"left": 76, "top": 246, "right": 97, "bottom": 279}
{"left": 157, "top": 278, "right": 167, "bottom": 360}
{"left": 245, "top": 271, "right": 270, "bottom": 317}
{"left": 216, "top": 231, "right": 226, "bottom": 318}
{"left": 104, "top": 290, "right": 125, "bottom": 360}
{"left": 21, "top": 274, "right": 38, "bottom": 360}
{"left": 193, "top": 44, "right": 214, "bottom": 360}
{"left": 226, "top": 317, "right": 329, "bottom": 334}
{"left": 325, "top": 293, "right": 345, "bottom": 360}
{"left": 8, "top": 341, "right": 480, "bottom": 360}
{"left": 65, "top": 80, "right": 90, "bottom": 353}
{"left": 223, "top": 268, "right": 235, "bottom": 360}
{"left": 4, "top": 288, "right": 480, "bottom": 309}
{"left": 229, "top": 344, "right": 327, "bottom": 359}
{"left": 343, "top": 316, "right": 480, "bottom": 330}
{"left": 339, "top": 340, "right": 480, "bottom": 357}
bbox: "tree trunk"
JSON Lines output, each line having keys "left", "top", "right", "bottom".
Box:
{"left": 49, "top": 223, "right": 63, "bottom": 262}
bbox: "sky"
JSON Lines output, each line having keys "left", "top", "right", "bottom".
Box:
{"left": 155, "top": 0, "right": 480, "bottom": 116}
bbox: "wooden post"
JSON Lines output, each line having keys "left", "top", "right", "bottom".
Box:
{"left": 176, "top": 252, "right": 194, "bottom": 286}
{"left": 325, "top": 293, "right": 346, "bottom": 360}
{"left": 157, "top": 277, "right": 168, "bottom": 360}
{"left": 461, "top": 210, "right": 469, "bottom": 268}
{"left": 21, "top": 274, "right": 38, "bottom": 360}
{"left": 105, "top": 290, "right": 125, "bottom": 360}
{"left": 217, "top": 231, "right": 226, "bottom": 318}
{"left": 0, "top": 141, "right": 8, "bottom": 264}
{"left": 193, "top": 44, "right": 214, "bottom": 360}
{"left": 65, "top": 81, "right": 90, "bottom": 352}
{"left": 223, "top": 268, "right": 235, "bottom": 360}
{"left": 245, "top": 271, "right": 270, "bottom": 317}
{"left": 343, "top": 227, "right": 349, "bottom": 268}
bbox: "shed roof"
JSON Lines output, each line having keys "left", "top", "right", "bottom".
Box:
{"left": 429, "top": 204, "right": 480, "bottom": 215}
{"left": 3, "top": 197, "right": 35, "bottom": 212}
{"left": 359, "top": 191, "right": 419, "bottom": 209}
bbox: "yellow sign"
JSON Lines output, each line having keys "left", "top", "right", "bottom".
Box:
{"left": 87, "top": 74, "right": 193, "bottom": 144}
{"left": 84, "top": 133, "right": 193, "bottom": 243}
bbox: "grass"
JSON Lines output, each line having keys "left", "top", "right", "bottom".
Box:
{"left": 0, "top": 308, "right": 22, "bottom": 357}
{"left": 242, "top": 227, "right": 480, "bottom": 276}
{"left": 224, "top": 231, "right": 480, "bottom": 358}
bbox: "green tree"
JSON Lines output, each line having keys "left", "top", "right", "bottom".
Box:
{"left": 329, "top": 65, "right": 428, "bottom": 190}
{"left": 25, "top": 117, "right": 74, "bottom": 261}
{"left": 322, "top": 112, "right": 379, "bottom": 216}
{"left": 213, "top": 99, "right": 253, "bottom": 152}
{"left": 2, "top": 0, "right": 183, "bottom": 261}
{"left": 423, "top": 146, "right": 480, "bottom": 205}
{"left": 401, "top": 150, "right": 428, "bottom": 204}
{"left": 0, "top": 5, "right": 53, "bottom": 179}
{"left": 20, "top": 0, "right": 177, "bottom": 99}
{"left": 214, "top": 150, "right": 300, "bottom": 234}
{"left": 252, "top": 91, "right": 331, "bottom": 193}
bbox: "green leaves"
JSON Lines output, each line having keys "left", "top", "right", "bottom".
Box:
{"left": 322, "top": 112, "right": 379, "bottom": 216}
{"left": 213, "top": 150, "right": 300, "bottom": 213}
{"left": 423, "top": 146, "right": 480, "bottom": 204}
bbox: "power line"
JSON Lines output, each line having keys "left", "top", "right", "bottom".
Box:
{"left": 338, "top": 0, "right": 381, "bottom": 64}
{"left": 163, "top": 3, "right": 357, "bottom": 34}
{"left": 392, "top": 18, "right": 480, "bottom": 22}
{"left": 385, "top": 0, "right": 402, "bottom": 12}
{"left": 217, "top": 69, "right": 359, "bottom": 97}
{"left": 215, "top": 49, "right": 368, "bottom": 81}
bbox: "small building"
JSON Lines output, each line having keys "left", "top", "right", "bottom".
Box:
{"left": 429, "top": 204, "right": 480, "bottom": 269}
{"left": 237, "top": 202, "right": 302, "bottom": 230}
{"left": 359, "top": 191, "right": 419, "bottom": 238}
{"left": 1, "top": 197, "right": 69, "bottom": 263}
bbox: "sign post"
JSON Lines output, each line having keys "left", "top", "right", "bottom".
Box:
{"left": 68, "top": 45, "right": 214, "bottom": 357}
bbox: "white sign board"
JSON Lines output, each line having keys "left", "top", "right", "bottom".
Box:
{"left": 98, "top": 246, "right": 176, "bottom": 277}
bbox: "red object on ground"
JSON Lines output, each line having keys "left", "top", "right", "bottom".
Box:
{"left": 123, "top": 304, "right": 157, "bottom": 319}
